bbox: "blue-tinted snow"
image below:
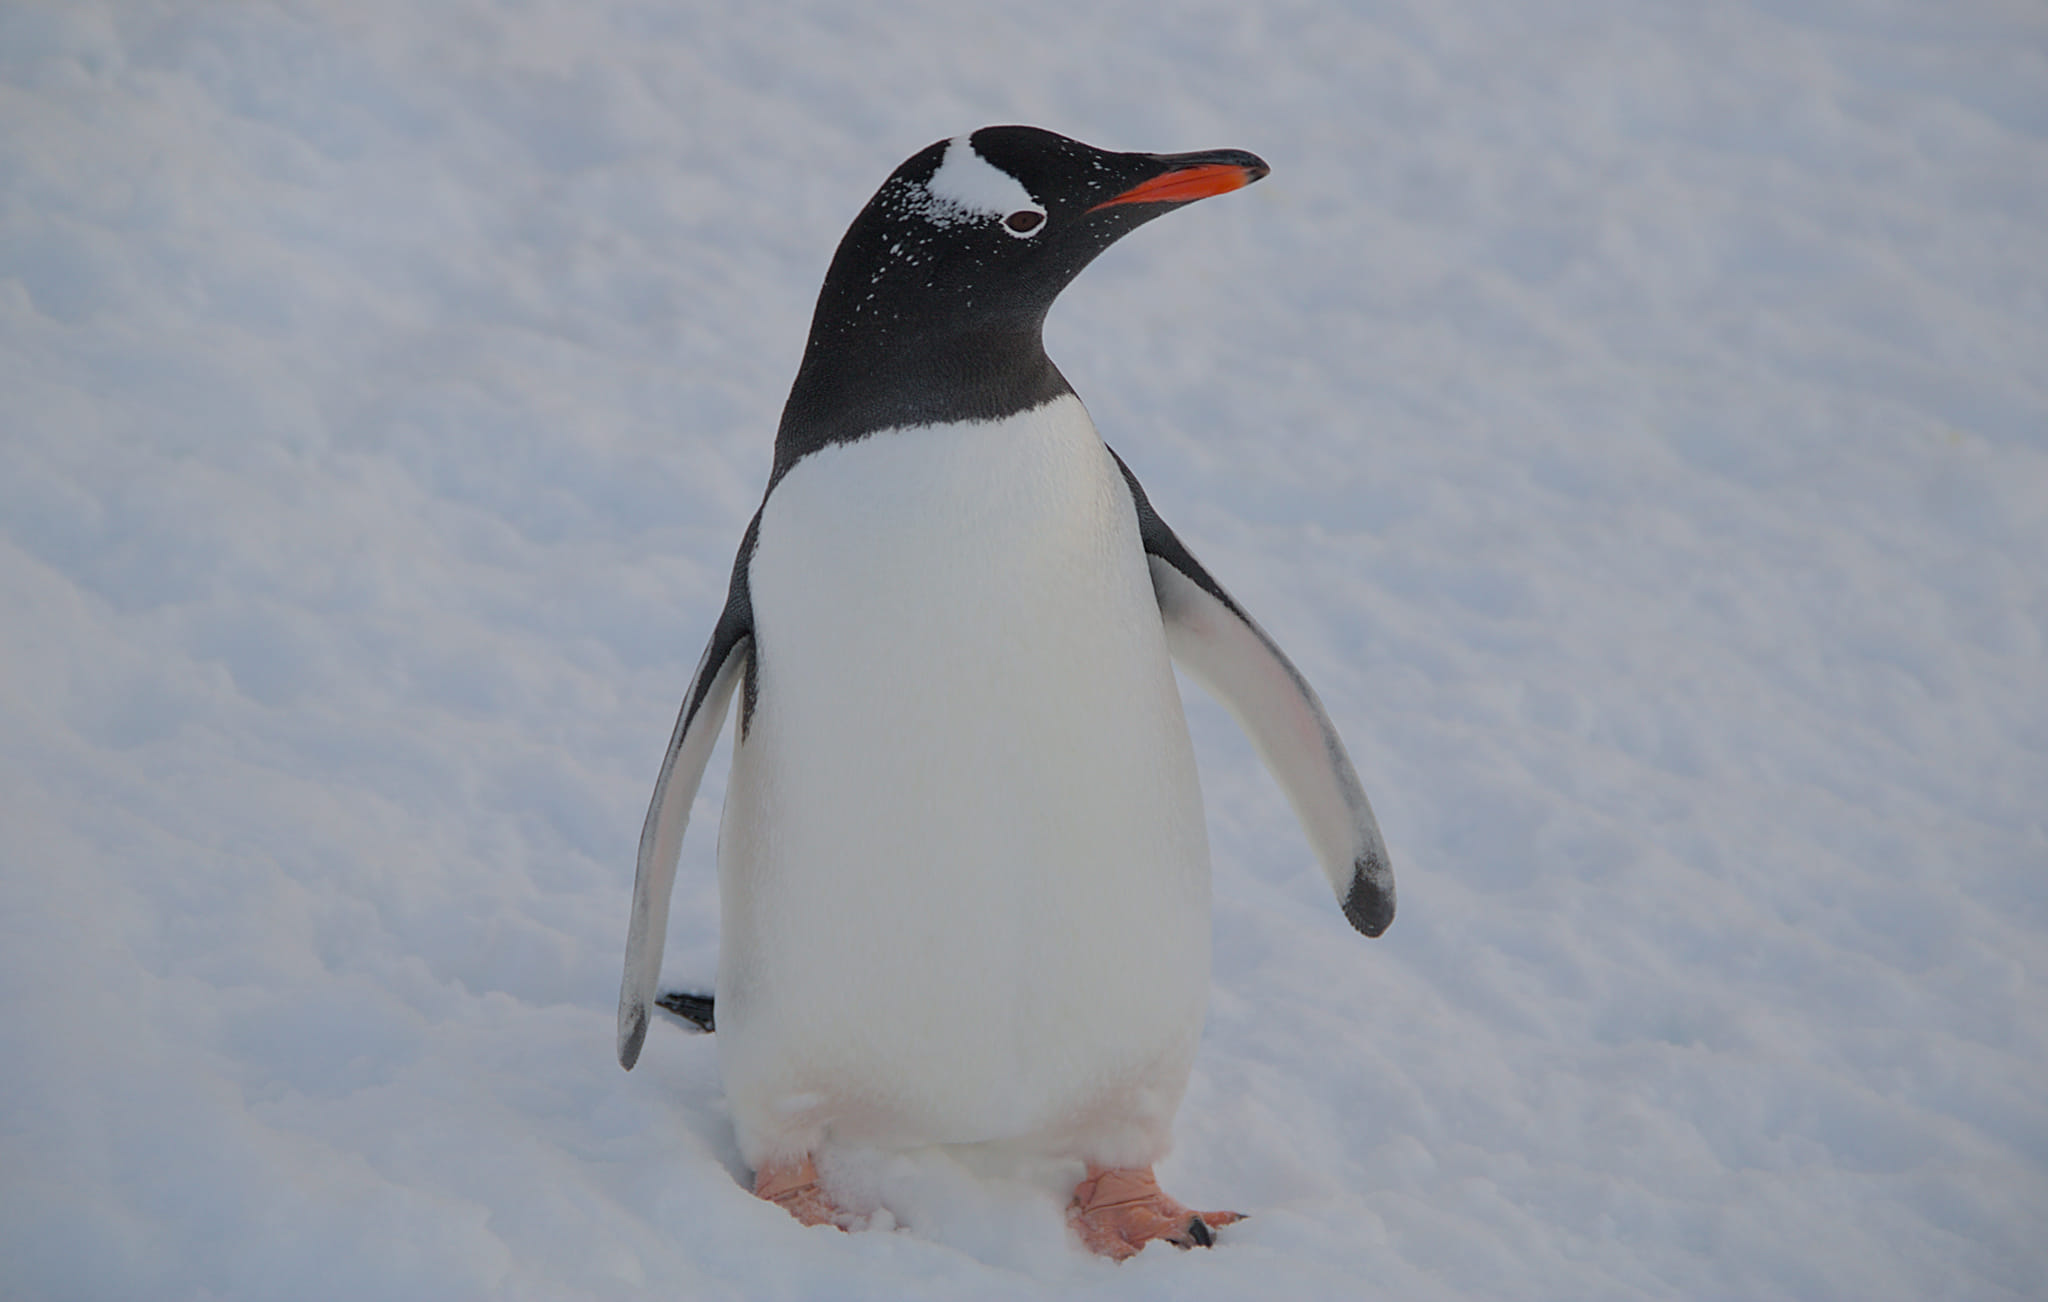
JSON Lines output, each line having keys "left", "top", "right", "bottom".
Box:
{"left": 2, "top": 2, "right": 2043, "bottom": 1298}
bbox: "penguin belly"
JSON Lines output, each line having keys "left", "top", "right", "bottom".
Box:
{"left": 717, "top": 395, "right": 1212, "bottom": 1172}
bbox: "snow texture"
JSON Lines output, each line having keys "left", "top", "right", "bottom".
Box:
{"left": 2, "top": 1, "right": 2043, "bottom": 1298}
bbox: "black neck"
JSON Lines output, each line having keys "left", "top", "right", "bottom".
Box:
{"left": 770, "top": 322, "right": 1073, "bottom": 488}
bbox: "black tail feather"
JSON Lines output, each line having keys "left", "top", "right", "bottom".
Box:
{"left": 654, "top": 989, "right": 715, "bottom": 1033}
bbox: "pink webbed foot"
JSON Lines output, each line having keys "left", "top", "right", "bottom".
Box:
{"left": 1068, "top": 1164, "right": 1244, "bottom": 1261}
{"left": 754, "top": 1155, "right": 845, "bottom": 1229}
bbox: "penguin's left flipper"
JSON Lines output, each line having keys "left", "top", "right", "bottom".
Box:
{"left": 618, "top": 517, "right": 759, "bottom": 1069}
{"left": 1113, "top": 453, "right": 1395, "bottom": 937}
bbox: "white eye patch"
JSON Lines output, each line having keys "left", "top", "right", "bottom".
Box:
{"left": 922, "top": 137, "right": 1046, "bottom": 237}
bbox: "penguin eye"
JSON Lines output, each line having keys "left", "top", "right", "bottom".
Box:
{"left": 1003, "top": 209, "right": 1046, "bottom": 237}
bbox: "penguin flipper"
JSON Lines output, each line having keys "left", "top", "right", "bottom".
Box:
{"left": 1112, "top": 453, "right": 1394, "bottom": 936}
{"left": 618, "top": 520, "right": 758, "bottom": 1069}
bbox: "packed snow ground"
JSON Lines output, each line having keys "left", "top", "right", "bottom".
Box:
{"left": 3, "top": 1, "right": 2045, "bottom": 1298}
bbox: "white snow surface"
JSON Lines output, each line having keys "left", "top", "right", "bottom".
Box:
{"left": 2, "top": 1, "right": 2043, "bottom": 1298}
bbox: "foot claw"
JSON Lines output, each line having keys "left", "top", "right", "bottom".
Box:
{"left": 1068, "top": 1165, "right": 1242, "bottom": 1261}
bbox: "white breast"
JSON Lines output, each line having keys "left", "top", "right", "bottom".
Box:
{"left": 716, "top": 395, "right": 1212, "bottom": 1169}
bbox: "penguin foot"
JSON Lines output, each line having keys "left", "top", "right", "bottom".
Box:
{"left": 754, "top": 1156, "right": 844, "bottom": 1229}
{"left": 1068, "top": 1164, "right": 1243, "bottom": 1261}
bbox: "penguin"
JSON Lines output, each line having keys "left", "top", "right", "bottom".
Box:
{"left": 617, "top": 126, "right": 1394, "bottom": 1260}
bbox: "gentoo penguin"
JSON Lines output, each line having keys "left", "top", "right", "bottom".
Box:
{"left": 618, "top": 126, "right": 1394, "bottom": 1260}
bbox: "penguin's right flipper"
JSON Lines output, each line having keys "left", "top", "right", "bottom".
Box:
{"left": 1112, "top": 453, "right": 1394, "bottom": 937}
{"left": 617, "top": 517, "right": 759, "bottom": 1069}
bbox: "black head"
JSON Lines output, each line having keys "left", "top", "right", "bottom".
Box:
{"left": 771, "top": 126, "right": 1269, "bottom": 483}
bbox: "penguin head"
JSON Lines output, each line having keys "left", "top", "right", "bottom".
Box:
{"left": 773, "top": 127, "right": 1267, "bottom": 475}
{"left": 811, "top": 126, "right": 1269, "bottom": 344}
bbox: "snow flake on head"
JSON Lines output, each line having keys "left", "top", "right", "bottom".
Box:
{"left": 910, "top": 137, "right": 1044, "bottom": 235}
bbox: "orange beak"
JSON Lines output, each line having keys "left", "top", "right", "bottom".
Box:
{"left": 1088, "top": 161, "right": 1266, "bottom": 213}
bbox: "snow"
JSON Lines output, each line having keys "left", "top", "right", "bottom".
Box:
{"left": 2, "top": 0, "right": 2043, "bottom": 1297}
